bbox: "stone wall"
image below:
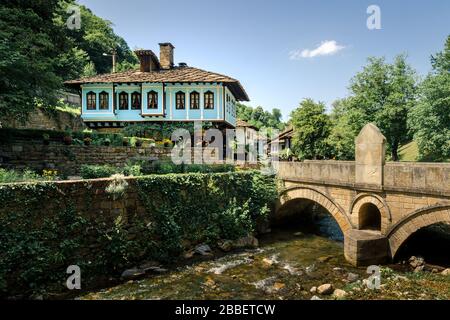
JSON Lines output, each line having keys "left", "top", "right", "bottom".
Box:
{"left": 0, "top": 139, "right": 171, "bottom": 176}
{"left": 384, "top": 162, "right": 450, "bottom": 195}
{"left": 0, "top": 108, "right": 85, "bottom": 131}
{"left": 277, "top": 160, "right": 356, "bottom": 186}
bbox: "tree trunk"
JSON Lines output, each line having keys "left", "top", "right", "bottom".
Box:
{"left": 391, "top": 142, "right": 399, "bottom": 162}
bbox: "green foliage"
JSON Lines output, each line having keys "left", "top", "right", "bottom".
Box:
{"left": 408, "top": 36, "right": 450, "bottom": 161}
{"left": 0, "top": 1, "right": 68, "bottom": 121}
{"left": 344, "top": 55, "right": 417, "bottom": 161}
{"left": 326, "top": 98, "right": 359, "bottom": 160}
{"left": 0, "top": 1, "right": 137, "bottom": 121}
{"left": 82, "top": 61, "right": 97, "bottom": 77}
{"left": 290, "top": 99, "right": 331, "bottom": 160}
{"left": 80, "top": 164, "right": 117, "bottom": 179}
{"left": 0, "top": 171, "right": 277, "bottom": 296}
{"left": 0, "top": 168, "right": 51, "bottom": 184}
{"left": 105, "top": 174, "right": 129, "bottom": 200}
{"left": 122, "top": 122, "right": 214, "bottom": 141}
{"left": 237, "top": 103, "right": 285, "bottom": 131}
{"left": 135, "top": 171, "right": 277, "bottom": 260}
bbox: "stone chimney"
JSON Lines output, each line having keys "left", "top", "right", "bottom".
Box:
{"left": 159, "top": 43, "right": 174, "bottom": 69}
{"left": 134, "top": 50, "right": 158, "bottom": 72}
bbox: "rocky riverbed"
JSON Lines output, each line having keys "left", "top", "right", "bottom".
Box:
{"left": 79, "top": 227, "right": 450, "bottom": 300}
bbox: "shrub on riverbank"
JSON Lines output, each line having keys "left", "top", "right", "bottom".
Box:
{"left": 79, "top": 162, "right": 236, "bottom": 179}
{"left": 0, "top": 171, "right": 277, "bottom": 297}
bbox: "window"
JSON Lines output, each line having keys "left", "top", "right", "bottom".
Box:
{"left": 86, "top": 92, "right": 96, "bottom": 110}
{"left": 148, "top": 91, "right": 158, "bottom": 109}
{"left": 176, "top": 91, "right": 185, "bottom": 109}
{"left": 99, "top": 91, "right": 109, "bottom": 110}
{"left": 190, "top": 91, "right": 200, "bottom": 109}
{"left": 131, "top": 92, "right": 141, "bottom": 110}
{"left": 119, "top": 92, "right": 128, "bottom": 110}
{"left": 204, "top": 91, "right": 214, "bottom": 109}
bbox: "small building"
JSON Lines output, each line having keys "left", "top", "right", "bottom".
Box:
{"left": 269, "top": 125, "right": 293, "bottom": 156}
{"left": 65, "top": 43, "right": 249, "bottom": 129}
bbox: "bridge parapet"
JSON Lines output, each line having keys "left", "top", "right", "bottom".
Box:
{"left": 384, "top": 162, "right": 450, "bottom": 196}
{"left": 275, "top": 123, "right": 449, "bottom": 267}
{"left": 277, "top": 160, "right": 355, "bottom": 186}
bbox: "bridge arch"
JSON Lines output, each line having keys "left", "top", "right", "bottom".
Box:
{"left": 387, "top": 204, "right": 450, "bottom": 258}
{"left": 350, "top": 193, "right": 392, "bottom": 234}
{"left": 277, "top": 186, "right": 353, "bottom": 234}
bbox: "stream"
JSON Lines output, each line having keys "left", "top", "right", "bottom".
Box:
{"left": 80, "top": 214, "right": 450, "bottom": 300}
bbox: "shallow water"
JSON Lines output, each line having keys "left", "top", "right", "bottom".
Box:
{"left": 81, "top": 227, "right": 368, "bottom": 300}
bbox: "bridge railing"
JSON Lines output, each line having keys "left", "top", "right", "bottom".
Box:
{"left": 384, "top": 162, "right": 450, "bottom": 195}
{"left": 277, "top": 160, "right": 355, "bottom": 186}
{"left": 277, "top": 160, "right": 449, "bottom": 195}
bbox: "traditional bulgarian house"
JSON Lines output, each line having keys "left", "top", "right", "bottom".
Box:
{"left": 269, "top": 125, "right": 293, "bottom": 158}
{"left": 65, "top": 43, "right": 249, "bottom": 129}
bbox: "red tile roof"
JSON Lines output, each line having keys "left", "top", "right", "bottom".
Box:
{"left": 64, "top": 66, "right": 249, "bottom": 101}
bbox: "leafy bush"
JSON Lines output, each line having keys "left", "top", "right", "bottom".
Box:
{"left": 105, "top": 174, "right": 129, "bottom": 200}
{"left": 0, "top": 168, "right": 50, "bottom": 183}
{"left": 80, "top": 164, "right": 117, "bottom": 179}
{"left": 0, "top": 171, "right": 277, "bottom": 297}
{"left": 122, "top": 162, "right": 142, "bottom": 177}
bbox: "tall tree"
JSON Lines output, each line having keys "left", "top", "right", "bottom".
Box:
{"left": 408, "top": 36, "right": 450, "bottom": 161}
{"left": 347, "top": 55, "right": 417, "bottom": 161}
{"left": 290, "top": 98, "right": 331, "bottom": 160}
{"left": 61, "top": 2, "right": 138, "bottom": 75}
{"left": 326, "top": 98, "right": 360, "bottom": 160}
{"left": 236, "top": 103, "right": 285, "bottom": 130}
{"left": 0, "top": 1, "right": 69, "bottom": 121}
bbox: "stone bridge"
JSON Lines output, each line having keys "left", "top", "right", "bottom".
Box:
{"left": 275, "top": 123, "right": 450, "bottom": 266}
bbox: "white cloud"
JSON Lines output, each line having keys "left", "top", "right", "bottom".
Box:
{"left": 289, "top": 40, "right": 346, "bottom": 59}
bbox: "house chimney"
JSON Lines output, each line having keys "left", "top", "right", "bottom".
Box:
{"left": 135, "top": 50, "right": 158, "bottom": 72}
{"left": 159, "top": 43, "right": 174, "bottom": 69}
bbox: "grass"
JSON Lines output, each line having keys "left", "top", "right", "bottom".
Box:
{"left": 398, "top": 141, "right": 419, "bottom": 162}
{"left": 55, "top": 103, "right": 81, "bottom": 116}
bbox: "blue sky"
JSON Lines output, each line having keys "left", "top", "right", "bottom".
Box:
{"left": 78, "top": 0, "right": 449, "bottom": 121}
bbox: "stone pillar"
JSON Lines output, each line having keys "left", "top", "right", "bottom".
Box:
{"left": 344, "top": 229, "right": 389, "bottom": 266}
{"left": 355, "top": 123, "right": 386, "bottom": 187}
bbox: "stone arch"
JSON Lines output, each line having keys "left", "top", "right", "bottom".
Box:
{"left": 278, "top": 186, "right": 353, "bottom": 234}
{"left": 350, "top": 193, "right": 392, "bottom": 234}
{"left": 386, "top": 204, "right": 450, "bottom": 258}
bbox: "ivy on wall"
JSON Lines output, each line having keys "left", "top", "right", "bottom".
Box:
{"left": 0, "top": 171, "right": 277, "bottom": 297}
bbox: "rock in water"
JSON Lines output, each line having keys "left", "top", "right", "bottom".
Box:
{"left": 347, "top": 273, "right": 359, "bottom": 283}
{"left": 333, "top": 289, "right": 347, "bottom": 299}
{"left": 233, "top": 235, "right": 259, "bottom": 249}
{"left": 409, "top": 256, "right": 425, "bottom": 268}
{"left": 442, "top": 268, "right": 450, "bottom": 276}
{"left": 121, "top": 268, "right": 145, "bottom": 280}
{"left": 195, "top": 244, "right": 212, "bottom": 256}
{"left": 311, "top": 295, "right": 322, "bottom": 300}
{"left": 317, "top": 256, "right": 333, "bottom": 263}
{"left": 317, "top": 284, "right": 334, "bottom": 295}
{"left": 217, "top": 240, "right": 233, "bottom": 252}
{"left": 310, "top": 286, "right": 317, "bottom": 294}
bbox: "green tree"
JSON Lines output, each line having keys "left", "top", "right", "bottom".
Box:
{"left": 82, "top": 61, "right": 97, "bottom": 77}
{"left": 0, "top": 1, "right": 69, "bottom": 121}
{"left": 346, "top": 55, "right": 417, "bottom": 161}
{"left": 290, "top": 99, "right": 331, "bottom": 160}
{"left": 408, "top": 36, "right": 450, "bottom": 161}
{"left": 61, "top": 2, "right": 138, "bottom": 75}
{"left": 236, "top": 103, "right": 285, "bottom": 130}
{"left": 326, "top": 98, "right": 359, "bottom": 160}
